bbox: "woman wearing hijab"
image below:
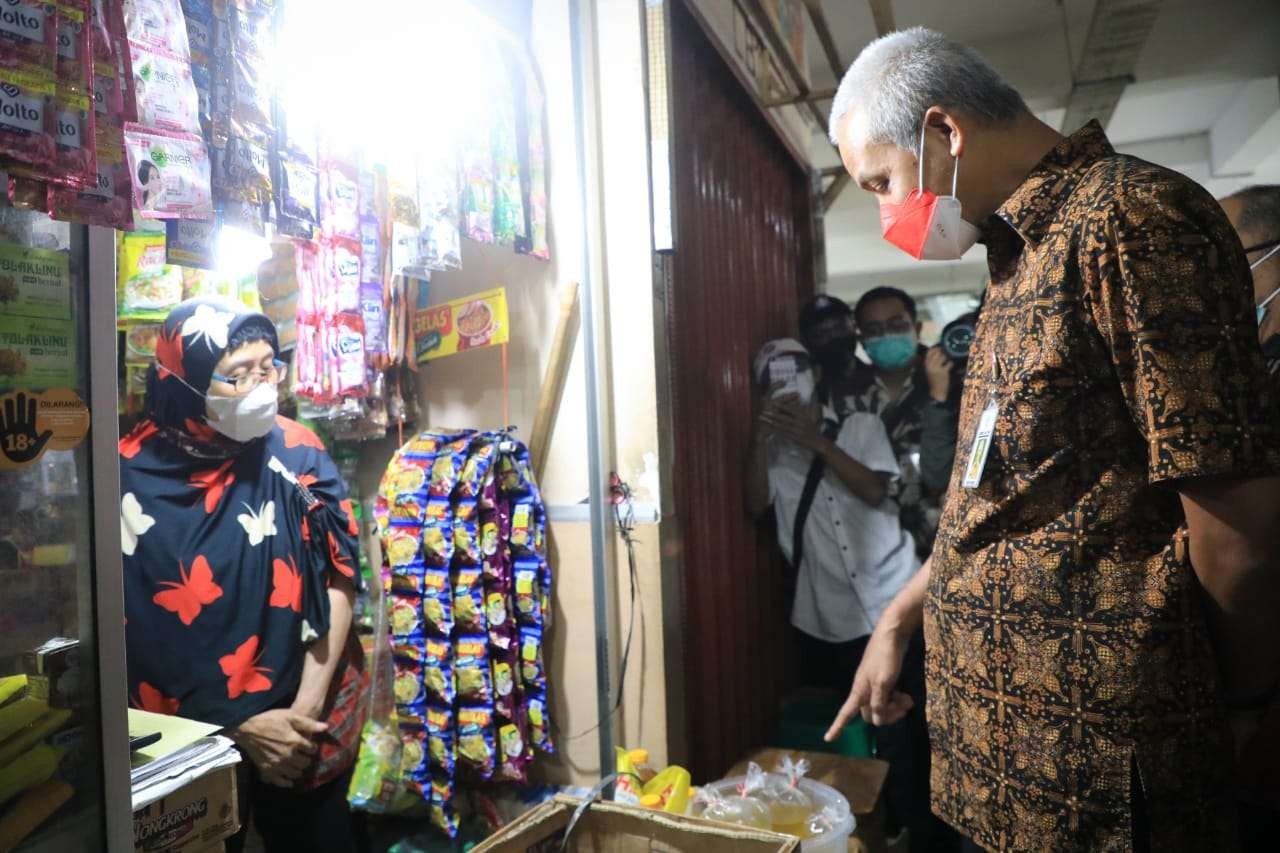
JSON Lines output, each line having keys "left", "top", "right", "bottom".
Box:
{"left": 119, "top": 298, "right": 366, "bottom": 853}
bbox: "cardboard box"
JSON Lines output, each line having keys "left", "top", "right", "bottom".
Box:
{"left": 132, "top": 765, "right": 239, "bottom": 853}
{"left": 472, "top": 794, "right": 800, "bottom": 853}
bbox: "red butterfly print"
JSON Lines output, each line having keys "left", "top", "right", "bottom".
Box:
{"left": 155, "top": 325, "right": 185, "bottom": 381}
{"left": 340, "top": 499, "right": 358, "bottom": 535}
{"left": 131, "top": 682, "right": 180, "bottom": 715}
{"left": 277, "top": 416, "right": 325, "bottom": 449}
{"left": 184, "top": 418, "right": 222, "bottom": 444}
{"left": 270, "top": 556, "right": 303, "bottom": 613}
{"left": 153, "top": 556, "right": 223, "bottom": 625}
{"left": 119, "top": 420, "right": 159, "bottom": 459}
{"left": 327, "top": 531, "right": 355, "bottom": 578}
{"left": 220, "top": 635, "right": 273, "bottom": 699}
{"left": 188, "top": 459, "right": 237, "bottom": 513}
{"left": 298, "top": 473, "right": 319, "bottom": 490}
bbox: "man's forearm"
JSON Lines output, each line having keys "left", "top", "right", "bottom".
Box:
{"left": 1193, "top": 549, "right": 1280, "bottom": 703}
{"left": 880, "top": 557, "right": 930, "bottom": 639}
{"left": 292, "top": 578, "right": 355, "bottom": 719}
{"left": 820, "top": 440, "right": 889, "bottom": 506}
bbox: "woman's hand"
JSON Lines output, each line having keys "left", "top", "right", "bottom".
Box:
{"left": 229, "top": 709, "right": 328, "bottom": 788}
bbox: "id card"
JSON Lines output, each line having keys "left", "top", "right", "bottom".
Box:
{"left": 961, "top": 399, "right": 999, "bottom": 488}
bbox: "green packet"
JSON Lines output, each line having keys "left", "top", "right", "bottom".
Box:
{"left": 0, "top": 315, "right": 77, "bottom": 391}
{"left": 0, "top": 243, "right": 71, "bottom": 321}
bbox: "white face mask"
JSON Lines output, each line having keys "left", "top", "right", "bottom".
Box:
{"left": 204, "top": 382, "right": 278, "bottom": 442}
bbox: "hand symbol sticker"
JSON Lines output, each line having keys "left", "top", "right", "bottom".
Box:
{"left": 0, "top": 391, "right": 54, "bottom": 465}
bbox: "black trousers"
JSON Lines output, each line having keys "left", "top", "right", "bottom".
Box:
{"left": 225, "top": 757, "right": 366, "bottom": 853}
{"left": 795, "top": 627, "right": 956, "bottom": 849}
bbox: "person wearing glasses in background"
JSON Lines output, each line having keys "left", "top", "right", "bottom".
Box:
{"left": 118, "top": 299, "right": 367, "bottom": 853}
{"left": 1218, "top": 183, "right": 1280, "bottom": 849}
{"left": 1221, "top": 185, "right": 1280, "bottom": 372}
{"left": 850, "top": 286, "right": 959, "bottom": 562}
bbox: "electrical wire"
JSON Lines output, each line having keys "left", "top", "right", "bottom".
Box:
{"left": 554, "top": 472, "right": 646, "bottom": 743}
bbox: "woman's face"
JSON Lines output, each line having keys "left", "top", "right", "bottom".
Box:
{"left": 206, "top": 340, "right": 276, "bottom": 411}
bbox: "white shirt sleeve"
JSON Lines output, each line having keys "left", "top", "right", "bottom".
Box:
{"left": 837, "top": 412, "right": 900, "bottom": 477}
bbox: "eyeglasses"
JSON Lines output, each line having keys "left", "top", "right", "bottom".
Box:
{"left": 210, "top": 359, "right": 287, "bottom": 395}
{"left": 858, "top": 314, "right": 915, "bottom": 339}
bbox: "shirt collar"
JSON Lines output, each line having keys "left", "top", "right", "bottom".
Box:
{"left": 992, "top": 120, "right": 1114, "bottom": 249}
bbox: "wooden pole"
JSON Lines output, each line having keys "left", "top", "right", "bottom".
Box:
{"left": 529, "top": 281, "right": 581, "bottom": 480}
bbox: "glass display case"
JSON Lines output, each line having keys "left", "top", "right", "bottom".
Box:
{"left": 0, "top": 212, "right": 131, "bottom": 851}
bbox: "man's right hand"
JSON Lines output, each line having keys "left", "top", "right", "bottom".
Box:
{"left": 826, "top": 622, "right": 914, "bottom": 738}
{"left": 229, "top": 709, "right": 328, "bottom": 788}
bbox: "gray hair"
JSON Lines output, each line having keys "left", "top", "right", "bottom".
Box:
{"left": 827, "top": 27, "right": 1027, "bottom": 149}
{"left": 1226, "top": 185, "right": 1280, "bottom": 237}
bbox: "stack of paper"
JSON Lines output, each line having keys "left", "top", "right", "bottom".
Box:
{"left": 128, "top": 709, "right": 241, "bottom": 810}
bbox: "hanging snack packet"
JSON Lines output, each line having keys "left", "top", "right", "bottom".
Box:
{"left": 455, "top": 634, "right": 491, "bottom": 707}
{"left": 416, "top": 145, "right": 461, "bottom": 271}
{"left": 276, "top": 154, "right": 318, "bottom": 236}
{"left": 453, "top": 567, "right": 485, "bottom": 634}
{"left": 387, "top": 559, "right": 425, "bottom": 598}
{"left": 510, "top": 497, "right": 536, "bottom": 556}
{"left": 490, "top": 639, "right": 518, "bottom": 719}
{"left": 164, "top": 215, "right": 216, "bottom": 268}
{"left": 123, "top": 0, "right": 188, "bottom": 52}
{"left": 319, "top": 154, "right": 358, "bottom": 240}
{"left": 421, "top": 567, "right": 453, "bottom": 638}
{"left": 92, "top": 54, "right": 124, "bottom": 119}
{"left": 388, "top": 594, "right": 422, "bottom": 639}
{"left": 422, "top": 636, "right": 453, "bottom": 706}
{"left": 513, "top": 561, "right": 542, "bottom": 628}
{"left": 391, "top": 655, "right": 426, "bottom": 710}
{"left": 456, "top": 439, "right": 497, "bottom": 501}
{"left": 123, "top": 122, "right": 212, "bottom": 218}
{"left": 519, "top": 625, "right": 546, "bottom": 693}
{"left": 452, "top": 514, "right": 480, "bottom": 568}
{"left": 54, "top": 83, "right": 94, "bottom": 184}
{"left": 382, "top": 527, "right": 421, "bottom": 570}
{"left": 491, "top": 64, "right": 524, "bottom": 247}
{"left": 426, "top": 708, "right": 455, "bottom": 777}
{"left": 332, "top": 312, "right": 366, "bottom": 397}
{"left": 326, "top": 235, "right": 360, "bottom": 315}
{"left": 494, "top": 716, "right": 530, "bottom": 783}
{"left": 456, "top": 706, "right": 496, "bottom": 780}
{"left": 429, "top": 776, "right": 459, "bottom": 839}
{"left": 0, "top": 65, "right": 57, "bottom": 166}
{"left": 0, "top": 1, "right": 58, "bottom": 73}
{"left": 526, "top": 689, "right": 553, "bottom": 754}
{"left": 218, "top": 133, "right": 271, "bottom": 229}
{"left": 57, "top": 2, "right": 93, "bottom": 94}
{"left": 128, "top": 39, "right": 199, "bottom": 134}
{"left": 398, "top": 722, "right": 430, "bottom": 783}
{"left": 459, "top": 121, "right": 494, "bottom": 244}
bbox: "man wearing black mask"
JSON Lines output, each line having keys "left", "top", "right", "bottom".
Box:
{"left": 1221, "top": 185, "right": 1280, "bottom": 370}
{"left": 798, "top": 295, "right": 862, "bottom": 403}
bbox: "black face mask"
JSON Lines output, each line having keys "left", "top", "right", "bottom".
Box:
{"left": 811, "top": 336, "right": 858, "bottom": 373}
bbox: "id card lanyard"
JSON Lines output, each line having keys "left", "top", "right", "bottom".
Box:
{"left": 962, "top": 349, "right": 1000, "bottom": 488}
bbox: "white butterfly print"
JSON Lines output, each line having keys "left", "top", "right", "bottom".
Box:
{"left": 121, "top": 492, "right": 155, "bottom": 556}
{"left": 237, "top": 500, "right": 277, "bottom": 546}
{"left": 181, "top": 304, "right": 235, "bottom": 351}
{"left": 267, "top": 455, "right": 298, "bottom": 485}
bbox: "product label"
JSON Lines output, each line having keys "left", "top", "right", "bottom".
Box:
{"left": 0, "top": 242, "right": 70, "bottom": 320}
{"left": 0, "top": 1, "right": 49, "bottom": 44}
{"left": 0, "top": 79, "right": 47, "bottom": 134}
{"left": 0, "top": 315, "right": 75, "bottom": 391}
{"left": 55, "top": 106, "right": 81, "bottom": 148}
{"left": 56, "top": 4, "right": 82, "bottom": 59}
{"left": 92, "top": 67, "right": 116, "bottom": 115}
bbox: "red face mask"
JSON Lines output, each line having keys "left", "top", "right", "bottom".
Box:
{"left": 878, "top": 124, "right": 980, "bottom": 261}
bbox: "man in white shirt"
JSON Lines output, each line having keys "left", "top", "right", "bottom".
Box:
{"left": 746, "top": 337, "right": 930, "bottom": 846}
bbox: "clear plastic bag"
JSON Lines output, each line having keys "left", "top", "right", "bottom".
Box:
{"left": 695, "top": 768, "right": 771, "bottom": 830}
{"left": 766, "top": 756, "right": 815, "bottom": 836}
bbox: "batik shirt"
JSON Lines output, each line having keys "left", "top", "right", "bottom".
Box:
{"left": 927, "top": 121, "right": 1280, "bottom": 851}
